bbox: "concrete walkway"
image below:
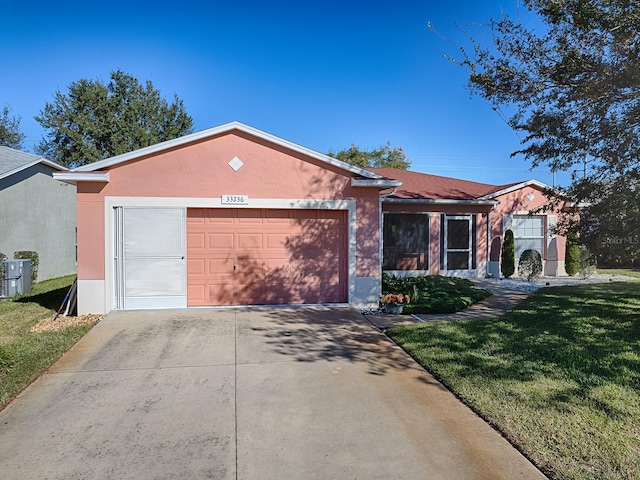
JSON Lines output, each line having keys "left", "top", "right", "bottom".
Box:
{"left": 0, "top": 307, "right": 546, "bottom": 479}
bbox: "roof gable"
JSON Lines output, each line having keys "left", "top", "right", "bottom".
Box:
{"left": 477, "top": 179, "right": 553, "bottom": 200}
{"left": 0, "top": 146, "right": 67, "bottom": 180}
{"left": 71, "top": 121, "right": 385, "bottom": 181}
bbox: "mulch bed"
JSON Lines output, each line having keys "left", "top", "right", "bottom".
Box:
{"left": 29, "top": 314, "right": 104, "bottom": 333}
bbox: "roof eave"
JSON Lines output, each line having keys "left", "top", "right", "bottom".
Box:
{"left": 0, "top": 158, "right": 68, "bottom": 181}
{"left": 351, "top": 178, "right": 402, "bottom": 188}
{"left": 478, "top": 179, "right": 553, "bottom": 200}
{"left": 383, "top": 197, "right": 499, "bottom": 206}
{"left": 53, "top": 172, "right": 110, "bottom": 185}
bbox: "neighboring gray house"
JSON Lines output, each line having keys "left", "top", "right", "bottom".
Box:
{"left": 0, "top": 146, "right": 76, "bottom": 281}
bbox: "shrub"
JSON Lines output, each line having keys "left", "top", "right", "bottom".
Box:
{"left": 565, "top": 234, "right": 580, "bottom": 276}
{"left": 0, "top": 252, "right": 6, "bottom": 286}
{"left": 381, "top": 274, "right": 492, "bottom": 314}
{"left": 501, "top": 229, "right": 515, "bottom": 278}
{"left": 519, "top": 249, "right": 543, "bottom": 281}
{"left": 578, "top": 245, "right": 597, "bottom": 278}
{"left": 13, "top": 251, "right": 39, "bottom": 283}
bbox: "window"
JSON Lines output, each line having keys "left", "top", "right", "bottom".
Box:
{"left": 513, "top": 215, "right": 544, "bottom": 260}
{"left": 383, "top": 214, "right": 429, "bottom": 270}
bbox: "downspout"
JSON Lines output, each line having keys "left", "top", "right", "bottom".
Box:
{"left": 379, "top": 187, "right": 398, "bottom": 281}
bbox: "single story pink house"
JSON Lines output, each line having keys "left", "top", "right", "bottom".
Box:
{"left": 370, "top": 168, "right": 567, "bottom": 280}
{"left": 55, "top": 122, "right": 569, "bottom": 314}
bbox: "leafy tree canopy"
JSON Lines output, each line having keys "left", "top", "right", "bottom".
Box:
{"left": 0, "top": 105, "right": 26, "bottom": 149}
{"left": 35, "top": 70, "right": 194, "bottom": 167}
{"left": 328, "top": 141, "right": 411, "bottom": 169}
{"left": 453, "top": 0, "right": 640, "bottom": 266}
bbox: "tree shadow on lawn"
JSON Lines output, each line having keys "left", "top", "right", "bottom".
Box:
{"left": 390, "top": 282, "right": 640, "bottom": 415}
{"left": 15, "top": 286, "right": 69, "bottom": 311}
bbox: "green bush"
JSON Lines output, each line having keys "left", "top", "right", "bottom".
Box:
{"left": 501, "top": 229, "right": 515, "bottom": 278}
{"left": 382, "top": 274, "right": 492, "bottom": 314}
{"left": 565, "top": 234, "right": 580, "bottom": 276}
{"left": 519, "top": 249, "right": 543, "bottom": 281}
{"left": 578, "top": 245, "right": 597, "bottom": 278}
{"left": 0, "top": 252, "right": 6, "bottom": 287}
{"left": 13, "top": 251, "right": 39, "bottom": 283}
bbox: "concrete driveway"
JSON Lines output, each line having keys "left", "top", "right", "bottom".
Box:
{"left": 0, "top": 307, "right": 546, "bottom": 479}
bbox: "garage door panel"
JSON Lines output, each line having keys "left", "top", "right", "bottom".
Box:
{"left": 237, "top": 233, "right": 263, "bottom": 249}
{"left": 206, "top": 257, "right": 234, "bottom": 275}
{"left": 207, "top": 233, "right": 234, "bottom": 249}
{"left": 265, "top": 233, "right": 288, "bottom": 249}
{"left": 187, "top": 284, "right": 206, "bottom": 304}
{"left": 187, "top": 208, "right": 347, "bottom": 306}
{"left": 206, "top": 209, "right": 235, "bottom": 222}
{"left": 208, "top": 284, "right": 234, "bottom": 305}
{"left": 265, "top": 209, "right": 293, "bottom": 222}
{"left": 188, "top": 258, "right": 206, "bottom": 275}
{"left": 237, "top": 209, "right": 263, "bottom": 223}
{"left": 187, "top": 232, "right": 206, "bottom": 250}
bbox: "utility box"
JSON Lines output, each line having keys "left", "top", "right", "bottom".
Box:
{"left": 1, "top": 259, "right": 32, "bottom": 298}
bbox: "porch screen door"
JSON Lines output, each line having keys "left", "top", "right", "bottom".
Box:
{"left": 445, "top": 216, "right": 472, "bottom": 270}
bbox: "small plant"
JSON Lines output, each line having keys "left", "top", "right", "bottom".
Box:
{"left": 0, "top": 251, "right": 6, "bottom": 280}
{"left": 380, "top": 293, "right": 410, "bottom": 305}
{"left": 578, "top": 245, "right": 597, "bottom": 278}
{"left": 501, "top": 229, "right": 515, "bottom": 278}
{"left": 519, "top": 249, "right": 543, "bottom": 281}
{"left": 565, "top": 234, "right": 580, "bottom": 276}
{"left": 13, "top": 251, "right": 38, "bottom": 283}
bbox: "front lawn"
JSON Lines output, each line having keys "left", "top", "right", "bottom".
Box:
{"left": 382, "top": 274, "right": 492, "bottom": 314}
{"left": 388, "top": 281, "right": 640, "bottom": 480}
{"left": 0, "top": 276, "right": 96, "bottom": 410}
{"left": 597, "top": 268, "right": 640, "bottom": 279}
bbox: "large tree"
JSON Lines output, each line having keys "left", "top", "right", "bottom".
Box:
{"left": 328, "top": 141, "right": 411, "bottom": 169}
{"left": 36, "top": 70, "right": 194, "bottom": 167}
{"left": 0, "top": 105, "right": 26, "bottom": 149}
{"left": 456, "top": 0, "right": 640, "bottom": 266}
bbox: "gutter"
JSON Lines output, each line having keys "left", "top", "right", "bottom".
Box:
{"left": 53, "top": 171, "right": 110, "bottom": 185}
{"left": 382, "top": 197, "right": 499, "bottom": 206}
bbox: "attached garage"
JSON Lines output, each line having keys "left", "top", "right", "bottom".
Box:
{"left": 187, "top": 208, "right": 348, "bottom": 306}
{"left": 56, "top": 122, "right": 396, "bottom": 314}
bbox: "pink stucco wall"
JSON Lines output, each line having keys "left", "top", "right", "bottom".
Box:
{"left": 76, "top": 130, "right": 381, "bottom": 281}
{"left": 381, "top": 184, "right": 569, "bottom": 275}
{"left": 492, "top": 185, "right": 567, "bottom": 262}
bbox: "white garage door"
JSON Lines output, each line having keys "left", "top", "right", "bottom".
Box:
{"left": 114, "top": 207, "right": 187, "bottom": 309}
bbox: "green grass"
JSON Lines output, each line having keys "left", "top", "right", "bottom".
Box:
{"left": 382, "top": 274, "right": 493, "bottom": 314}
{"left": 598, "top": 268, "right": 640, "bottom": 279}
{"left": 388, "top": 281, "right": 640, "bottom": 480}
{"left": 0, "top": 275, "right": 94, "bottom": 410}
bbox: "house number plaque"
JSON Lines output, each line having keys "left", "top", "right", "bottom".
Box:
{"left": 221, "top": 194, "right": 249, "bottom": 205}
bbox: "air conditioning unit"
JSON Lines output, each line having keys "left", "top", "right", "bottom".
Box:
{"left": 1, "top": 259, "right": 32, "bottom": 298}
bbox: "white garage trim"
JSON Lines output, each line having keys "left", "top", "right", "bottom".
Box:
{"left": 101, "top": 196, "right": 357, "bottom": 312}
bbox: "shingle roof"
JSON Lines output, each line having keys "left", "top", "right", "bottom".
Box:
{"left": 0, "top": 146, "right": 66, "bottom": 179}
{"left": 368, "top": 168, "right": 520, "bottom": 201}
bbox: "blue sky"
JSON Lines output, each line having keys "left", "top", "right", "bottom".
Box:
{"left": 1, "top": 1, "right": 569, "bottom": 187}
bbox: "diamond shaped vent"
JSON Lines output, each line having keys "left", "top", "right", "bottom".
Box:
{"left": 228, "top": 156, "right": 244, "bottom": 171}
